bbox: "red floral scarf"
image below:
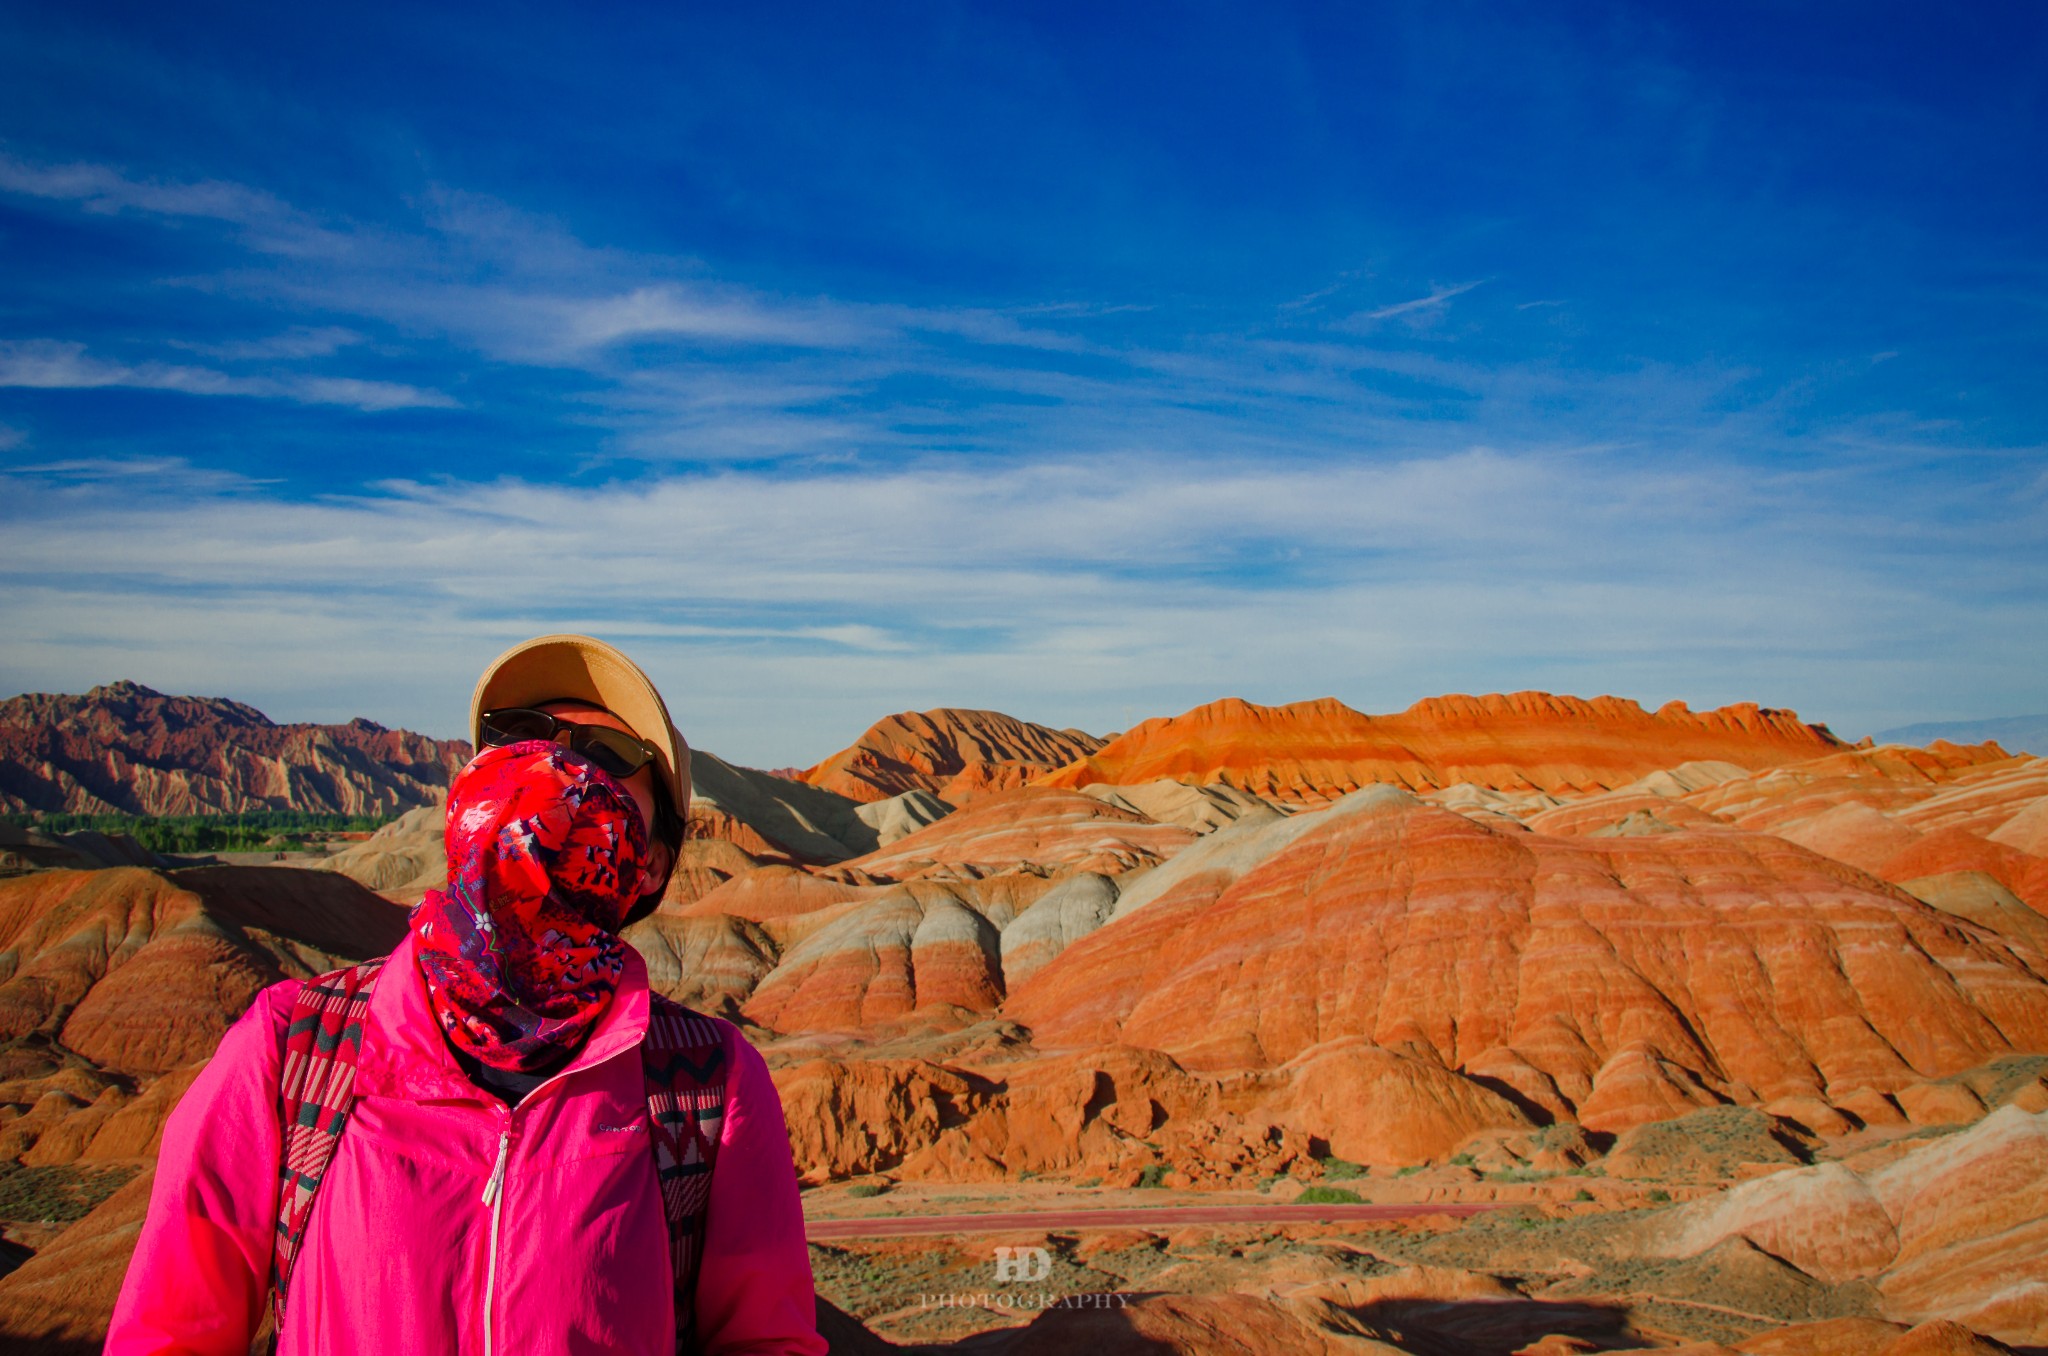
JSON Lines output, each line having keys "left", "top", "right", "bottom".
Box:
{"left": 410, "top": 740, "right": 647, "bottom": 1073}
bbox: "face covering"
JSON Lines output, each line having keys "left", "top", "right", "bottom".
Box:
{"left": 410, "top": 739, "right": 648, "bottom": 1073}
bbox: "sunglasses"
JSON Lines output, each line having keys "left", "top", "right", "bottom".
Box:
{"left": 478, "top": 707, "right": 661, "bottom": 782}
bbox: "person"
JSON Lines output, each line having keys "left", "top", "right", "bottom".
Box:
{"left": 107, "top": 634, "right": 826, "bottom": 1355}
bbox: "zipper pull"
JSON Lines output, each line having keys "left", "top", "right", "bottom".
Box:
{"left": 480, "top": 1130, "right": 510, "bottom": 1208}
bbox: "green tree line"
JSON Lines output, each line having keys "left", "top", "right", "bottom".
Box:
{"left": 2, "top": 811, "right": 396, "bottom": 855}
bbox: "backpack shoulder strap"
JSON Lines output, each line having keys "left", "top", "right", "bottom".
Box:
{"left": 642, "top": 995, "right": 732, "bottom": 1352}
{"left": 271, "top": 958, "right": 385, "bottom": 1329}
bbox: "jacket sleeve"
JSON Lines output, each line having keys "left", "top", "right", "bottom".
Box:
{"left": 104, "top": 982, "right": 296, "bottom": 1356}
{"left": 691, "top": 1026, "right": 828, "bottom": 1356}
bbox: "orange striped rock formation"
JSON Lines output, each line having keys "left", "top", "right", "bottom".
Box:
{"left": 0, "top": 865, "right": 407, "bottom": 1075}
{"left": 800, "top": 708, "right": 1104, "bottom": 804}
{"left": 831, "top": 786, "right": 1194, "bottom": 881}
{"left": 1035, "top": 692, "right": 1844, "bottom": 803}
{"left": 1005, "top": 788, "right": 2048, "bottom": 1133}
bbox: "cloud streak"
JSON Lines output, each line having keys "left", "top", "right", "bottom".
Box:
{"left": 0, "top": 151, "right": 351, "bottom": 257}
{"left": 1351, "top": 280, "right": 1487, "bottom": 325}
{"left": 1, "top": 445, "right": 2038, "bottom": 761}
{"left": 0, "top": 340, "right": 456, "bottom": 411}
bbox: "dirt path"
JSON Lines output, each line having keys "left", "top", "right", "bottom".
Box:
{"left": 805, "top": 1201, "right": 1502, "bottom": 1240}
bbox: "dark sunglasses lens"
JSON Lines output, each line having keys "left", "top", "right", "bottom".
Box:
{"left": 481, "top": 709, "right": 556, "bottom": 745}
{"left": 575, "top": 727, "right": 653, "bottom": 778}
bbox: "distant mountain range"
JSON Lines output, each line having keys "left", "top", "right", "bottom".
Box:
{"left": 7, "top": 680, "right": 2030, "bottom": 826}
{"left": 1870, "top": 714, "right": 2048, "bottom": 757}
{"left": 0, "top": 681, "right": 468, "bottom": 816}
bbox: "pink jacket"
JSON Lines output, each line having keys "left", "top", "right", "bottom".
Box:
{"left": 107, "top": 934, "right": 826, "bottom": 1355}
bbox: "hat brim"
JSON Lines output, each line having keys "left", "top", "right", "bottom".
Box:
{"left": 470, "top": 634, "right": 691, "bottom": 817}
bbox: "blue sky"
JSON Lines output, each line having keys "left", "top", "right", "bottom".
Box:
{"left": 1, "top": 2, "right": 2043, "bottom": 765}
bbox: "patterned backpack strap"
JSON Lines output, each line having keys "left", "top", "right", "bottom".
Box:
{"left": 271, "top": 958, "right": 385, "bottom": 1330}
{"left": 642, "top": 995, "right": 731, "bottom": 1354}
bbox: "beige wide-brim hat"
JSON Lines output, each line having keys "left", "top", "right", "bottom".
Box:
{"left": 469, "top": 634, "right": 691, "bottom": 817}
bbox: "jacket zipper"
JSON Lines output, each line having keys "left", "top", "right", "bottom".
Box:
{"left": 473, "top": 1057, "right": 612, "bottom": 1356}
{"left": 480, "top": 1129, "right": 511, "bottom": 1356}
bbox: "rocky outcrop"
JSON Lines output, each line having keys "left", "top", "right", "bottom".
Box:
{"left": 1078, "top": 778, "right": 1279, "bottom": 834}
{"left": 688, "top": 748, "right": 874, "bottom": 863}
{"left": 312, "top": 799, "right": 445, "bottom": 899}
{"left": 1262, "top": 1037, "right": 1535, "bottom": 1167}
{"left": 1036, "top": 692, "right": 1845, "bottom": 803}
{"left": 623, "top": 908, "right": 779, "bottom": 1017}
{"left": 834, "top": 787, "right": 1194, "bottom": 882}
{"left": 1658, "top": 1105, "right": 2048, "bottom": 1345}
{"left": 742, "top": 883, "right": 1010, "bottom": 1032}
{"left": 0, "top": 681, "right": 466, "bottom": 816}
{"left": 1896, "top": 755, "right": 2048, "bottom": 844}
{"left": 0, "top": 823, "right": 160, "bottom": 874}
{"left": 0, "top": 1166, "right": 158, "bottom": 1350}
{"left": 851, "top": 789, "right": 954, "bottom": 849}
{"left": 800, "top": 709, "right": 1105, "bottom": 805}
{"left": 997, "top": 872, "right": 1119, "bottom": 988}
{"left": 685, "top": 864, "right": 876, "bottom": 923}
{"left": 771, "top": 1057, "right": 990, "bottom": 1179}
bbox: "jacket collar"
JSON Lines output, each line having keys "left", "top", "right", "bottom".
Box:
{"left": 355, "top": 931, "right": 653, "bottom": 1103}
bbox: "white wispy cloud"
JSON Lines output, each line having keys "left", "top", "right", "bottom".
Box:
{"left": 3, "top": 455, "right": 261, "bottom": 492}
{"left": 0, "top": 152, "right": 285, "bottom": 222}
{"left": 1350, "top": 279, "right": 1487, "bottom": 324}
{"left": 1277, "top": 269, "right": 1370, "bottom": 313}
{"left": 0, "top": 340, "right": 456, "bottom": 411}
{"left": 0, "top": 152, "right": 351, "bottom": 257}
{"left": 171, "top": 326, "right": 364, "bottom": 360}
{"left": 550, "top": 285, "right": 879, "bottom": 351}
{"left": 1, "top": 446, "right": 2038, "bottom": 761}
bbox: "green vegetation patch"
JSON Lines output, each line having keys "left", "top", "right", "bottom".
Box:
{"left": 1295, "top": 1185, "right": 1363, "bottom": 1205}
{"left": 1950, "top": 1053, "right": 2048, "bottom": 1109}
{"left": 1485, "top": 1167, "right": 1554, "bottom": 1183}
{"left": 1615, "top": 1106, "right": 1813, "bottom": 1170}
{"left": 3, "top": 810, "right": 395, "bottom": 855}
{"left": 0, "top": 1162, "right": 140, "bottom": 1223}
{"left": 1569, "top": 1238, "right": 1883, "bottom": 1339}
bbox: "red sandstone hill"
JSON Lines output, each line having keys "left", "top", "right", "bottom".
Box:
{"left": 830, "top": 786, "right": 1195, "bottom": 882}
{"left": 0, "top": 681, "right": 468, "bottom": 816}
{"left": 1035, "top": 692, "right": 1844, "bottom": 803}
{"left": 0, "top": 865, "right": 407, "bottom": 1075}
{"left": 1004, "top": 787, "right": 2048, "bottom": 1135}
{"left": 799, "top": 708, "right": 1105, "bottom": 805}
